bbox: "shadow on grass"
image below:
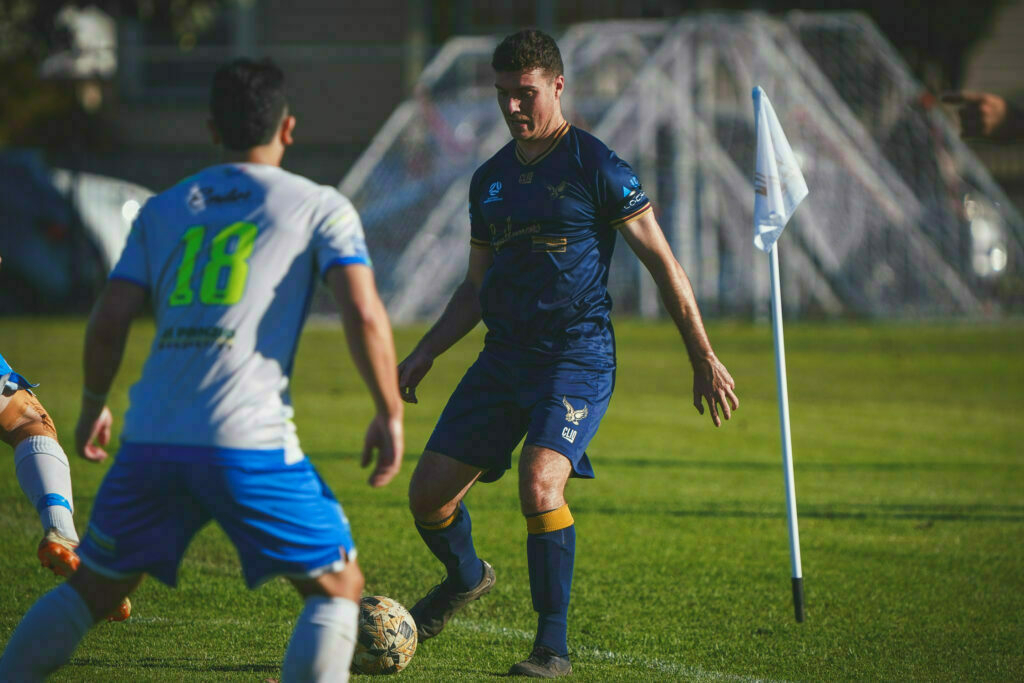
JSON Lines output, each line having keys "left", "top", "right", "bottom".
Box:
{"left": 575, "top": 501, "right": 1024, "bottom": 523}
{"left": 69, "top": 657, "right": 279, "bottom": 673}
{"left": 309, "top": 452, "right": 1018, "bottom": 474}
{"left": 598, "top": 458, "right": 1020, "bottom": 472}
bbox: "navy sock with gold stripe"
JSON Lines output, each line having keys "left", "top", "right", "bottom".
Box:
{"left": 415, "top": 501, "right": 484, "bottom": 591}
{"left": 526, "top": 504, "right": 575, "bottom": 657}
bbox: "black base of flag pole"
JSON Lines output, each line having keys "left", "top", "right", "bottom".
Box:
{"left": 792, "top": 577, "right": 805, "bottom": 622}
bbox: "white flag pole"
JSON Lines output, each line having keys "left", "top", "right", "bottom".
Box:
{"left": 752, "top": 86, "right": 807, "bottom": 622}
{"left": 768, "top": 242, "right": 804, "bottom": 622}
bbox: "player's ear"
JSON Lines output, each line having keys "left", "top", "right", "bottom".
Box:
{"left": 207, "top": 119, "right": 221, "bottom": 145}
{"left": 553, "top": 74, "right": 565, "bottom": 100}
{"left": 280, "top": 115, "right": 296, "bottom": 147}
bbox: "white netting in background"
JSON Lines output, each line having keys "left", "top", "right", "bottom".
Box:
{"left": 332, "top": 12, "right": 1024, "bottom": 322}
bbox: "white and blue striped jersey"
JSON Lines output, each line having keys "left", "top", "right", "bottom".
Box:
{"left": 110, "top": 163, "right": 370, "bottom": 466}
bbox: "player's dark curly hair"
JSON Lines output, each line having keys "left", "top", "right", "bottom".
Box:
{"left": 491, "top": 29, "right": 563, "bottom": 77}
{"left": 209, "top": 58, "right": 288, "bottom": 151}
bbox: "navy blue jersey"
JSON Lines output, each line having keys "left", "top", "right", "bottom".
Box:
{"left": 469, "top": 123, "right": 652, "bottom": 366}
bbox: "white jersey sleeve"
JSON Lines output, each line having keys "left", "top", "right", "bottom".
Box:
{"left": 313, "top": 189, "right": 372, "bottom": 278}
{"left": 109, "top": 210, "right": 152, "bottom": 289}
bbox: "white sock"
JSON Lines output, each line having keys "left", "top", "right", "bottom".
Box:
{"left": 14, "top": 436, "right": 78, "bottom": 543}
{"left": 281, "top": 596, "right": 359, "bottom": 683}
{"left": 0, "top": 582, "right": 94, "bottom": 681}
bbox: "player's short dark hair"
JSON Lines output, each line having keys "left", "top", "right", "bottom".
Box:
{"left": 491, "top": 29, "right": 563, "bottom": 77}
{"left": 209, "top": 58, "right": 288, "bottom": 151}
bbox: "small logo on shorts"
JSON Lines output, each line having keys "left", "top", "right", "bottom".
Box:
{"left": 562, "top": 396, "right": 588, "bottom": 425}
{"left": 562, "top": 427, "right": 577, "bottom": 443}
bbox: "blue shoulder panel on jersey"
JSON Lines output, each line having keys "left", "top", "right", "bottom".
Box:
{"left": 320, "top": 255, "right": 373, "bottom": 282}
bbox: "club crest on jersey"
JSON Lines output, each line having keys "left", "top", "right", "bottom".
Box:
{"left": 562, "top": 396, "right": 588, "bottom": 425}
{"left": 546, "top": 180, "right": 568, "bottom": 199}
{"left": 187, "top": 183, "right": 206, "bottom": 214}
{"left": 483, "top": 181, "right": 503, "bottom": 204}
{"left": 519, "top": 172, "right": 533, "bottom": 184}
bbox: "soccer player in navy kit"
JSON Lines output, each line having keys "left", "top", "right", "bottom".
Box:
{"left": 398, "top": 30, "right": 739, "bottom": 677}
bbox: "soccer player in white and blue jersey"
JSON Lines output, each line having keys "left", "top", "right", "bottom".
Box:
{"left": 0, "top": 59, "right": 405, "bottom": 683}
{"left": 398, "top": 30, "right": 739, "bottom": 677}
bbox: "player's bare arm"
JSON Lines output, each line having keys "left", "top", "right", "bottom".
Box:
{"left": 76, "top": 278, "right": 147, "bottom": 461}
{"left": 397, "top": 246, "right": 493, "bottom": 404}
{"left": 327, "top": 264, "right": 405, "bottom": 487}
{"left": 619, "top": 211, "right": 738, "bottom": 427}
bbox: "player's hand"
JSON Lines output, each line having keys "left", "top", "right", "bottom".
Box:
{"left": 692, "top": 354, "right": 738, "bottom": 428}
{"left": 76, "top": 405, "right": 113, "bottom": 462}
{"left": 397, "top": 349, "right": 434, "bottom": 404}
{"left": 361, "top": 413, "right": 404, "bottom": 487}
{"left": 941, "top": 91, "right": 1009, "bottom": 139}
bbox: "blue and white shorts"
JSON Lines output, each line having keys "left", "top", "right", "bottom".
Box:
{"left": 77, "top": 444, "right": 355, "bottom": 589}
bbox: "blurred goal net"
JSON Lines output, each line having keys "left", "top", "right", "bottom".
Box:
{"left": 334, "top": 12, "right": 1024, "bottom": 322}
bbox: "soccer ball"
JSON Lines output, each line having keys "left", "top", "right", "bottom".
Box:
{"left": 350, "top": 595, "right": 417, "bottom": 675}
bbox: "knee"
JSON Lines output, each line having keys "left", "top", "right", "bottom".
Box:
{"left": 519, "top": 482, "right": 563, "bottom": 516}
{"left": 334, "top": 559, "right": 364, "bottom": 601}
{"left": 517, "top": 471, "right": 566, "bottom": 516}
{"left": 518, "top": 480, "right": 541, "bottom": 515}
{"left": 409, "top": 491, "right": 453, "bottom": 524}
{"left": 344, "top": 562, "right": 365, "bottom": 599}
{"left": 407, "top": 483, "right": 431, "bottom": 521}
{"left": 408, "top": 477, "right": 456, "bottom": 523}
{"left": 298, "top": 559, "right": 364, "bottom": 603}
{"left": 1, "top": 392, "right": 57, "bottom": 447}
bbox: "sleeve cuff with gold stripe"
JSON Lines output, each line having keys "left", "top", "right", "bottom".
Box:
{"left": 610, "top": 203, "right": 653, "bottom": 229}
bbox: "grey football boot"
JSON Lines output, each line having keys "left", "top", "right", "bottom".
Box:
{"left": 409, "top": 560, "right": 496, "bottom": 641}
{"left": 508, "top": 646, "right": 573, "bottom": 678}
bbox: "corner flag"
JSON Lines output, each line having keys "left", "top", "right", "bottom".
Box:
{"left": 753, "top": 86, "right": 808, "bottom": 253}
{"left": 752, "top": 86, "right": 807, "bottom": 623}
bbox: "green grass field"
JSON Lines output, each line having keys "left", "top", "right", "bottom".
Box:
{"left": 2, "top": 317, "right": 1023, "bottom": 681}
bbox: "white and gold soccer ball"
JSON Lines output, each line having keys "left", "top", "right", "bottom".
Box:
{"left": 350, "top": 595, "right": 417, "bottom": 675}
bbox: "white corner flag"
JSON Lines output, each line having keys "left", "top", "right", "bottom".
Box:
{"left": 752, "top": 86, "right": 808, "bottom": 623}
{"left": 753, "top": 86, "right": 808, "bottom": 253}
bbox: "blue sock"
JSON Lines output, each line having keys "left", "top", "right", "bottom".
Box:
{"left": 415, "top": 501, "right": 483, "bottom": 590}
{"left": 526, "top": 506, "right": 575, "bottom": 657}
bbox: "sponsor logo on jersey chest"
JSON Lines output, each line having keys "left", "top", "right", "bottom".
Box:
{"left": 483, "top": 181, "right": 504, "bottom": 204}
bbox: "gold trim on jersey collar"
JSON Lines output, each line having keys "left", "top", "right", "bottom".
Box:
{"left": 515, "top": 121, "right": 571, "bottom": 166}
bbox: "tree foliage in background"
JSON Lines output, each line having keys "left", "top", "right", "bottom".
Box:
{"left": 0, "top": 0, "right": 234, "bottom": 148}
{"left": 0, "top": 0, "right": 1013, "bottom": 151}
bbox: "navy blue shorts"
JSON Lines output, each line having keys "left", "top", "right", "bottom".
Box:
{"left": 77, "top": 454, "right": 355, "bottom": 589}
{"left": 425, "top": 349, "right": 614, "bottom": 482}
